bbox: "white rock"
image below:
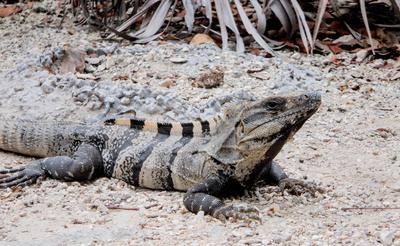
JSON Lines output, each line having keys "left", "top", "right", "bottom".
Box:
{"left": 169, "top": 57, "right": 187, "bottom": 64}
{"left": 379, "top": 231, "right": 395, "bottom": 246}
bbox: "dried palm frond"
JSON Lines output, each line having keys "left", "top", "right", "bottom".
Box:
{"left": 71, "top": 0, "right": 400, "bottom": 55}
{"left": 72, "top": 0, "right": 315, "bottom": 54}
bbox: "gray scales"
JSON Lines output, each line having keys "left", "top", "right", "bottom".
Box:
{"left": 0, "top": 92, "right": 322, "bottom": 221}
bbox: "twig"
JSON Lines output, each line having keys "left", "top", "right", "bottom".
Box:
{"left": 341, "top": 207, "right": 400, "bottom": 211}
{"left": 144, "top": 203, "right": 159, "bottom": 209}
{"left": 106, "top": 205, "right": 139, "bottom": 211}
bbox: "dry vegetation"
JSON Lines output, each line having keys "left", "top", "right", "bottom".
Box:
{"left": 1, "top": 0, "right": 399, "bottom": 59}
{"left": 65, "top": 0, "right": 400, "bottom": 58}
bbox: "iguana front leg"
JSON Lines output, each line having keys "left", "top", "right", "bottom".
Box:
{"left": 183, "top": 177, "right": 260, "bottom": 221}
{"left": 260, "top": 161, "right": 324, "bottom": 195}
{"left": 0, "top": 144, "right": 103, "bottom": 188}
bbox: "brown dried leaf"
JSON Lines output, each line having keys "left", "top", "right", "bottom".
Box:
{"left": 330, "top": 55, "right": 343, "bottom": 65}
{"left": 195, "top": 67, "right": 224, "bottom": 89}
{"left": 328, "top": 44, "right": 344, "bottom": 54}
{"left": 160, "top": 79, "right": 174, "bottom": 88}
{"left": 60, "top": 49, "right": 86, "bottom": 74}
{"left": 0, "top": 5, "right": 21, "bottom": 17}
{"left": 117, "top": 74, "right": 129, "bottom": 80}
{"left": 249, "top": 48, "right": 261, "bottom": 56}
{"left": 190, "top": 33, "right": 216, "bottom": 45}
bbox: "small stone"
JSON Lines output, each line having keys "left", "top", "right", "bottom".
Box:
{"left": 169, "top": 57, "right": 187, "bottom": 64}
{"left": 379, "top": 231, "right": 394, "bottom": 246}
{"left": 41, "top": 83, "right": 54, "bottom": 94}
{"left": 391, "top": 180, "right": 400, "bottom": 192}
{"left": 123, "top": 90, "right": 136, "bottom": 98}
{"left": 85, "top": 57, "right": 101, "bottom": 65}
{"left": 97, "top": 64, "right": 106, "bottom": 71}
{"left": 88, "top": 100, "right": 102, "bottom": 111}
{"left": 76, "top": 73, "right": 97, "bottom": 80}
{"left": 291, "top": 52, "right": 301, "bottom": 60}
{"left": 371, "top": 59, "right": 385, "bottom": 68}
{"left": 243, "top": 228, "right": 253, "bottom": 237}
{"left": 120, "top": 97, "right": 131, "bottom": 105}
{"left": 84, "top": 64, "right": 96, "bottom": 73}
{"left": 231, "top": 71, "right": 242, "bottom": 78}
{"left": 105, "top": 57, "right": 114, "bottom": 69}
{"left": 195, "top": 211, "right": 205, "bottom": 220}
{"left": 14, "top": 86, "right": 24, "bottom": 92}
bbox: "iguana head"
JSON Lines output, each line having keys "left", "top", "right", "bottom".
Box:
{"left": 236, "top": 92, "right": 321, "bottom": 155}
{"left": 213, "top": 92, "right": 321, "bottom": 183}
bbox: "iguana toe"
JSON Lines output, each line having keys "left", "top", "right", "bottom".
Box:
{"left": 0, "top": 166, "right": 24, "bottom": 174}
{"left": 0, "top": 164, "right": 45, "bottom": 188}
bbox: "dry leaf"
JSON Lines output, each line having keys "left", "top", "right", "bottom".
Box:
{"left": 195, "top": 67, "right": 224, "bottom": 89}
{"left": 328, "top": 44, "right": 344, "bottom": 54}
{"left": 117, "top": 74, "right": 129, "bottom": 80}
{"left": 250, "top": 48, "right": 261, "bottom": 56}
{"left": 60, "top": 49, "right": 86, "bottom": 74}
{"left": 333, "top": 35, "right": 359, "bottom": 46}
{"left": 330, "top": 55, "right": 343, "bottom": 65}
{"left": 0, "top": 6, "right": 21, "bottom": 17}
{"left": 160, "top": 79, "right": 174, "bottom": 88}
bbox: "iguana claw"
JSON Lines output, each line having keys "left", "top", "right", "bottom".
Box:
{"left": 0, "top": 163, "right": 45, "bottom": 188}
{"left": 279, "top": 178, "right": 324, "bottom": 196}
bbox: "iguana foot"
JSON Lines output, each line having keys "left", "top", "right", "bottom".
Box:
{"left": 213, "top": 204, "right": 261, "bottom": 222}
{"left": 278, "top": 178, "right": 324, "bottom": 196}
{"left": 0, "top": 162, "right": 44, "bottom": 188}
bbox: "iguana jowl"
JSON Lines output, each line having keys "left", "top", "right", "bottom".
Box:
{"left": 0, "top": 92, "right": 321, "bottom": 221}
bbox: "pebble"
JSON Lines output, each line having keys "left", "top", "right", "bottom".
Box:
{"left": 169, "top": 57, "right": 188, "bottom": 64}
{"left": 85, "top": 64, "right": 96, "bottom": 73}
{"left": 391, "top": 181, "right": 400, "bottom": 192}
{"left": 41, "top": 83, "right": 54, "bottom": 94}
{"left": 85, "top": 57, "right": 102, "bottom": 65}
{"left": 120, "top": 97, "right": 131, "bottom": 105}
{"left": 13, "top": 86, "right": 24, "bottom": 92}
{"left": 379, "top": 231, "right": 395, "bottom": 246}
{"left": 194, "top": 211, "right": 205, "bottom": 221}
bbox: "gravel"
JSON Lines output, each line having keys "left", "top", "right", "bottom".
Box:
{"left": 0, "top": 1, "right": 399, "bottom": 245}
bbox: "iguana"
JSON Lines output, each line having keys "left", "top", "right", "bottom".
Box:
{"left": 0, "top": 92, "right": 321, "bottom": 221}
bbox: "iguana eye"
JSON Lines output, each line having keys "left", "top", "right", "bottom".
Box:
{"left": 265, "top": 101, "right": 280, "bottom": 110}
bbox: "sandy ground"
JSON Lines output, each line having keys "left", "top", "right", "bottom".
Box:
{"left": 0, "top": 2, "right": 399, "bottom": 245}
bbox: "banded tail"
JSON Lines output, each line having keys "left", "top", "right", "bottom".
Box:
{"left": 104, "top": 114, "right": 226, "bottom": 137}
{"left": 0, "top": 117, "right": 96, "bottom": 158}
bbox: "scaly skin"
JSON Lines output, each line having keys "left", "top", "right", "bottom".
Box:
{"left": 0, "top": 92, "right": 322, "bottom": 221}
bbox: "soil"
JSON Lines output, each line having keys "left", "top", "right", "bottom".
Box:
{"left": 0, "top": 1, "right": 399, "bottom": 245}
